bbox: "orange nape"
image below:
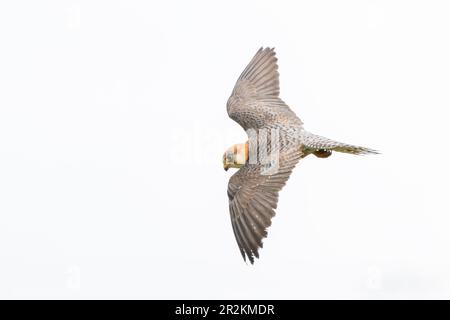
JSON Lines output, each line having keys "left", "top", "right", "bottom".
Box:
{"left": 222, "top": 141, "right": 249, "bottom": 171}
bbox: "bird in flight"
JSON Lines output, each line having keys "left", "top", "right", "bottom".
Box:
{"left": 223, "top": 47, "right": 378, "bottom": 264}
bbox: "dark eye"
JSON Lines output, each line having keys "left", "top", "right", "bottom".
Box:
{"left": 227, "top": 153, "right": 234, "bottom": 162}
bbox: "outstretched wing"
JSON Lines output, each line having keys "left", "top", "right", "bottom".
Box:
{"left": 227, "top": 147, "right": 302, "bottom": 264}
{"left": 226, "top": 48, "right": 305, "bottom": 263}
{"left": 227, "top": 47, "right": 303, "bottom": 131}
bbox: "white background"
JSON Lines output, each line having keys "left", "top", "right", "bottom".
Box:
{"left": 0, "top": 0, "right": 449, "bottom": 299}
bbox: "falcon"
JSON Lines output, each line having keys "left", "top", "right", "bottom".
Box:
{"left": 223, "top": 47, "right": 378, "bottom": 264}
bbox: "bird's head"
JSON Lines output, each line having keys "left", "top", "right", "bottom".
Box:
{"left": 223, "top": 142, "right": 249, "bottom": 171}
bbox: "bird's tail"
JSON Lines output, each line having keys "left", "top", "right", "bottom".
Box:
{"left": 301, "top": 131, "right": 379, "bottom": 156}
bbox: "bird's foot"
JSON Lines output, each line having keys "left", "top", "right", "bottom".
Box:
{"left": 313, "top": 149, "right": 332, "bottom": 158}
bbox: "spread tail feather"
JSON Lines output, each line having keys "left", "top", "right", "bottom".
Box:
{"left": 302, "top": 131, "right": 379, "bottom": 156}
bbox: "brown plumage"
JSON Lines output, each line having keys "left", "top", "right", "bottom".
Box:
{"left": 224, "top": 48, "right": 378, "bottom": 264}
